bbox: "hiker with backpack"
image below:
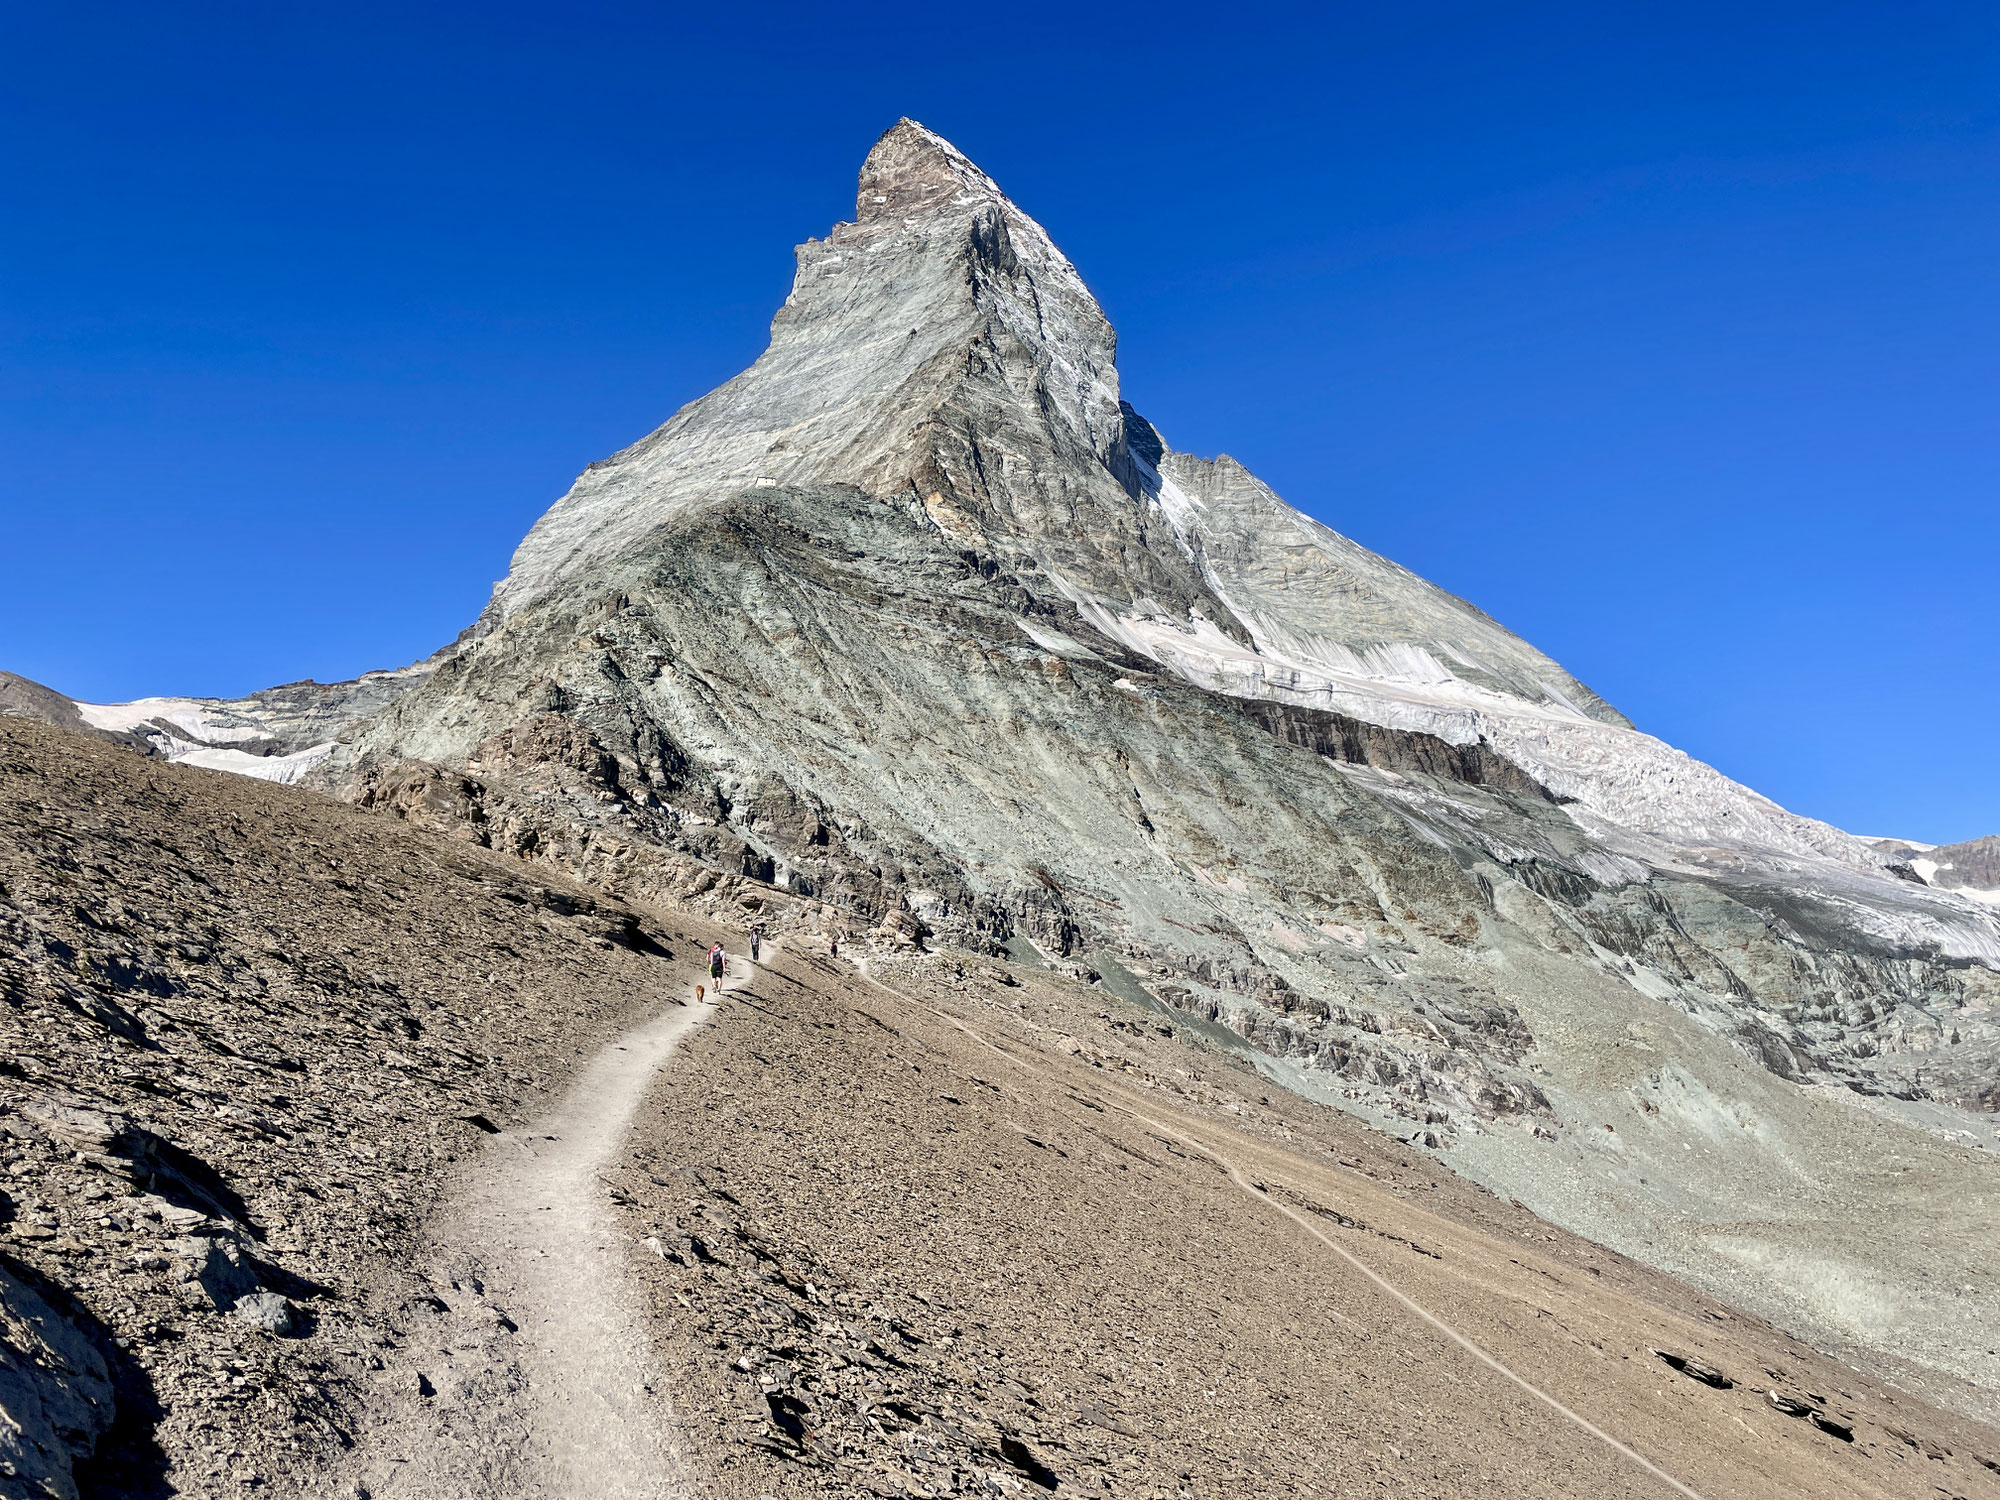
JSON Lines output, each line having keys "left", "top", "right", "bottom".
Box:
{"left": 708, "top": 942, "right": 726, "bottom": 991}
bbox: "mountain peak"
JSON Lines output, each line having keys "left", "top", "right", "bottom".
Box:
{"left": 854, "top": 119, "right": 1006, "bottom": 225}
{"left": 487, "top": 116, "right": 1158, "bottom": 621}
{"left": 483, "top": 120, "right": 1633, "bottom": 740}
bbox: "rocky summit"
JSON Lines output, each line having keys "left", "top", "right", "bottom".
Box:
{"left": 8, "top": 119, "right": 2000, "bottom": 1493}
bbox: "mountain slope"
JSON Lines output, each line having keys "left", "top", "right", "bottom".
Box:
{"left": 0, "top": 718, "right": 705, "bottom": 1495}
{"left": 9, "top": 721, "right": 2000, "bottom": 1499}
{"left": 606, "top": 941, "right": 2000, "bottom": 1499}
{"left": 21, "top": 120, "right": 2000, "bottom": 1418}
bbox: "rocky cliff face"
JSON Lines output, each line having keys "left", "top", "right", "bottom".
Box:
{"left": 26, "top": 120, "right": 2000, "bottom": 1410}
{"left": 486, "top": 124, "right": 1222, "bottom": 635}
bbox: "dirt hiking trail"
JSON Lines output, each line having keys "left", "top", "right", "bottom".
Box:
{"left": 328, "top": 987, "right": 716, "bottom": 1500}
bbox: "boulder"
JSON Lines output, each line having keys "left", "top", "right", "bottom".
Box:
{"left": 0, "top": 1258, "right": 114, "bottom": 1500}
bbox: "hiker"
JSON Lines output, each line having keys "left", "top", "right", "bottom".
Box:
{"left": 750, "top": 926, "right": 762, "bottom": 963}
{"left": 708, "top": 942, "right": 726, "bottom": 990}
{"left": 829, "top": 936, "right": 839, "bottom": 961}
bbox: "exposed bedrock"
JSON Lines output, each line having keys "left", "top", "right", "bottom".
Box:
{"left": 332, "top": 480, "right": 1999, "bottom": 1128}
{"left": 0, "top": 1257, "right": 117, "bottom": 1500}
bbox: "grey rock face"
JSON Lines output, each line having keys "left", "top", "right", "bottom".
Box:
{"left": 488, "top": 121, "right": 1228, "bottom": 640}
{"left": 0, "top": 672, "right": 103, "bottom": 737}
{"left": 45, "top": 121, "right": 2000, "bottom": 1406}
{"left": 0, "top": 1258, "right": 114, "bottom": 1500}
{"left": 1875, "top": 835, "right": 2000, "bottom": 899}
{"left": 1939, "top": 837, "right": 2000, "bottom": 891}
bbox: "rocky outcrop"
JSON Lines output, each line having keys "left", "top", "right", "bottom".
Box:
{"left": 1876, "top": 835, "right": 2000, "bottom": 900}
{"left": 1229, "top": 696, "right": 1565, "bottom": 802}
{"left": 0, "top": 673, "right": 154, "bottom": 757}
{"left": 0, "top": 1257, "right": 115, "bottom": 1500}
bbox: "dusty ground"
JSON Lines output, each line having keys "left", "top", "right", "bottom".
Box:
{"left": 614, "top": 943, "right": 2000, "bottom": 1500}
{"left": 327, "top": 994, "right": 714, "bottom": 1500}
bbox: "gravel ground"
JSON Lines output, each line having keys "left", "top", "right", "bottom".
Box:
{"left": 611, "top": 942, "right": 2000, "bottom": 1500}
{"left": 0, "top": 720, "right": 698, "bottom": 1496}
{"left": 326, "top": 995, "right": 713, "bottom": 1500}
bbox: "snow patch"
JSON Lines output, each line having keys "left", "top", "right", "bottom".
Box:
{"left": 72, "top": 697, "right": 331, "bottom": 786}
{"left": 175, "top": 743, "right": 335, "bottom": 785}
{"left": 75, "top": 697, "right": 261, "bottom": 738}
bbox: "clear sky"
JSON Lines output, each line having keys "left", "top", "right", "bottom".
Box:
{"left": 4, "top": 2, "right": 1996, "bottom": 842}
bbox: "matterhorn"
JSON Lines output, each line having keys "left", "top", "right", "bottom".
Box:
{"left": 7, "top": 121, "right": 1998, "bottom": 1498}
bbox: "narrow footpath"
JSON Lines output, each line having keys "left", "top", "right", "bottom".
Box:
{"left": 327, "top": 983, "right": 716, "bottom": 1499}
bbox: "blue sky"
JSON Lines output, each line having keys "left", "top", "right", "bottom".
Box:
{"left": 3, "top": 2, "right": 1996, "bottom": 842}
